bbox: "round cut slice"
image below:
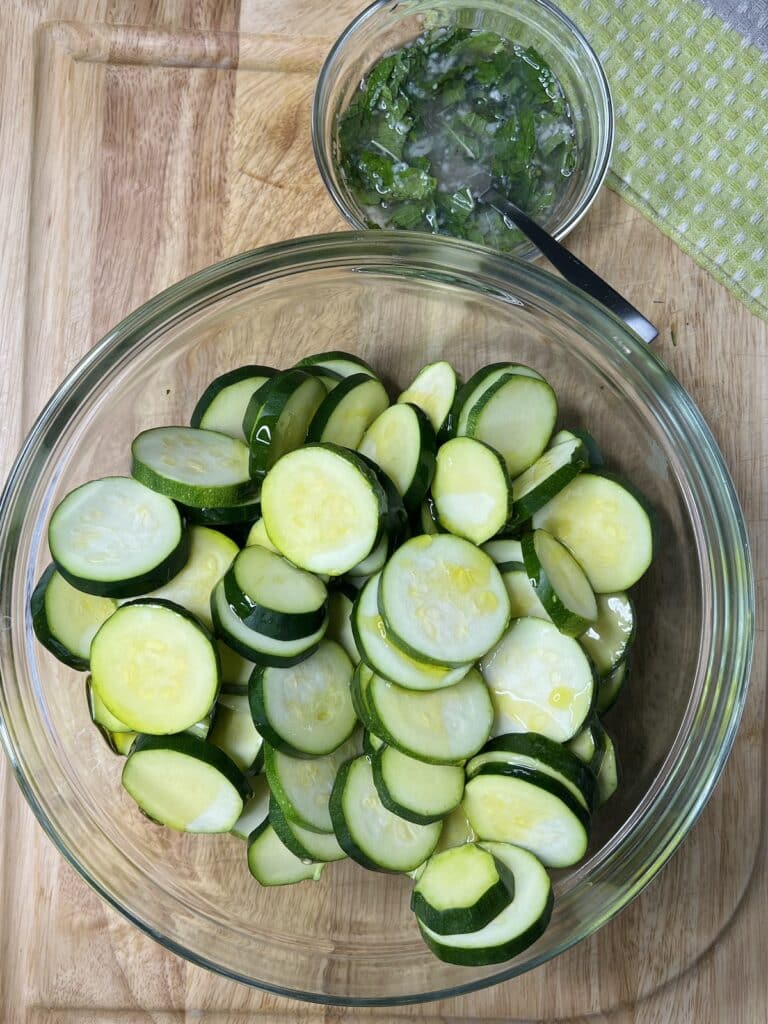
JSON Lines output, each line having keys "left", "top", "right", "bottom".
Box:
{"left": 261, "top": 444, "right": 385, "bottom": 576}
{"left": 379, "top": 534, "right": 510, "bottom": 665}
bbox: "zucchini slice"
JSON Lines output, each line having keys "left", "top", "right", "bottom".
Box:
{"left": 146, "top": 525, "right": 238, "bottom": 630}
{"left": 268, "top": 796, "right": 347, "bottom": 862}
{"left": 411, "top": 843, "right": 514, "bottom": 935}
{"left": 231, "top": 774, "right": 271, "bottom": 840}
{"left": 464, "top": 764, "right": 590, "bottom": 867}
{"left": 597, "top": 658, "right": 630, "bottom": 715}
{"left": 499, "top": 565, "right": 551, "bottom": 621}
{"left": 417, "top": 842, "right": 553, "bottom": 965}
{"left": 358, "top": 403, "right": 437, "bottom": 512}
{"left": 466, "top": 732, "right": 598, "bottom": 814}
{"left": 326, "top": 585, "right": 359, "bottom": 662}
{"left": 247, "top": 820, "right": 324, "bottom": 885}
{"left": 509, "top": 434, "right": 588, "bottom": 528}
{"left": 87, "top": 677, "right": 133, "bottom": 733}
{"left": 579, "top": 591, "right": 635, "bottom": 677}
{"left": 352, "top": 573, "right": 472, "bottom": 691}
{"left": 567, "top": 716, "right": 608, "bottom": 776}
{"left": 397, "top": 360, "right": 458, "bottom": 434}
{"left": 131, "top": 426, "right": 255, "bottom": 507}
{"left": 208, "top": 700, "right": 264, "bottom": 774}
{"left": 244, "top": 369, "right": 326, "bottom": 477}
{"left": 329, "top": 755, "right": 442, "bottom": 872}
{"left": 482, "top": 538, "right": 523, "bottom": 565}
{"left": 210, "top": 578, "right": 327, "bottom": 667}
{"left": 362, "top": 729, "right": 385, "bottom": 757}
{"left": 191, "top": 365, "right": 276, "bottom": 442}
{"left": 223, "top": 545, "right": 328, "bottom": 641}
{"left": 365, "top": 668, "right": 493, "bottom": 765}
{"left": 419, "top": 495, "right": 445, "bottom": 535}
{"left": 532, "top": 473, "right": 653, "bottom": 592}
{"left": 461, "top": 373, "right": 557, "bottom": 478}
{"left": 245, "top": 517, "right": 279, "bottom": 552}
{"left": 432, "top": 437, "right": 511, "bottom": 545}
{"left": 31, "top": 565, "right": 117, "bottom": 670}
{"left": 295, "top": 349, "right": 378, "bottom": 379}
{"left": 261, "top": 444, "right": 386, "bottom": 576}
{"left": 91, "top": 599, "right": 219, "bottom": 735}
{"left": 264, "top": 731, "right": 361, "bottom": 834}
{"left": 109, "top": 730, "right": 139, "bottom": 756}
{"left": 217, "top": 641, "right": 254, "bottom": 690}
{"left": 481, "top": 617, "right": 595, "bottom": 743}
{"left": 372, "top": 745, "right": 464, "bottom": 824}
{"left": 122, "top": 733, "right": 249, "bottom": 833}
{"left": 450, "top": 363, "right": 544, "bottom": 438}
{"left": 249, "top": 641, "right": 357, "bottom": 757}
{"left": 521, "top": 529, "right": 598, "bottom": 637}
{"left": 379, "top": 534, "right": 510, "bottom": 665}
{"left": 48, "top": 476, "right": 188, "bottom": 598}
{"left": 596, "top": 730, "right": 620, "bottom": 805}
{"left": 434, "top": 804, "right": 476, "bottom": 853}
{"left": 306, "top": 372, "right": 390, "bottom": 448}
{"left": 180, "top": 494, "right": 261, "bottom": 529}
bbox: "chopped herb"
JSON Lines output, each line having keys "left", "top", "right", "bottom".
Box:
{"left": 336, "top": 25, "right": 577, "bottom": 251}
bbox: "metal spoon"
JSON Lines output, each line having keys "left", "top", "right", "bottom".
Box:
{"left": 471, "top": 173, "right": 659, "bottom": 344}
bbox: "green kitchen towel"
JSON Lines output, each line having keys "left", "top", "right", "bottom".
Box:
{"left": 558, "top": 0, "right": 768, "bottom": 321}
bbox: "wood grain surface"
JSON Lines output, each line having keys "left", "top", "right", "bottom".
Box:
{"left": 0, "top": 1, "right": 765, "bottom": 1021}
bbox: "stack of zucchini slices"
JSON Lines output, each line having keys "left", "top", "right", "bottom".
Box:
{"left": 32, "top": 350, "right": 650, "bottom": 967}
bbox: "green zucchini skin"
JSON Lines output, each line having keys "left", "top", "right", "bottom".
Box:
{"left": 190, "top": 365, "right": 277, "bottom": 431}
{"left": 470, "top": 762, "right": 592, "bottom": 833}
{"left": 31, "top": 564, "right": 115, "bottom": 670}
{"left": 127, "top": 732, "right": 251, "bottom": 802}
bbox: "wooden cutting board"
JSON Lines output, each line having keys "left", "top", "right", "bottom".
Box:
{"left": 1, "top": 1, "right": 765, "bottom": 1021}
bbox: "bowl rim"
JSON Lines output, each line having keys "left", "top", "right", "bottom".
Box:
{"left": 310, "top": 0, "right": 615, "bottom": 254}
{"left": 0, "top": 230, "right": 754, "bottom": 1006}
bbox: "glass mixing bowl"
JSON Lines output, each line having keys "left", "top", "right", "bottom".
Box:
{"left": 312, "top": 0, "right": 614, "bottom": 259}
{"left": 0, "top": 232, "right": 753, "bottom": 1005}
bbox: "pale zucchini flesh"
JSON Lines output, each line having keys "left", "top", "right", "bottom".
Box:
{"left": 411, "top": 842, "right": 514, "bottom": 935}
{"left": 32, "top": 566, "right": 117, "bottom": 670}
{"left": 579, "top": 591, "right": 635, "bottom": 676}
{"left": 358, "top": 402, "right": 436, "bottom": 511}
{"left": 432, "top": 437, "right": 510, "bottom": 546}
{"left": 397, "top": 360, "right": 458, "bottom": 434}
{"left": 372, "top": 746, "right": 464, "bottom": 823}
{"left": 247, "top": 820, "right": 324, "bottom": 885}
{"left": 146, "top": 525, "right": 238, "bottom": 630}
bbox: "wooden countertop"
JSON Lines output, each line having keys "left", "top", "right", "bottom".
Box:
{"left": 1, "top": 2, "right": 765, "bottom": 1021}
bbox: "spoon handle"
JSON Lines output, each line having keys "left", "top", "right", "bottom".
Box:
{"left": 485, "top": 189, "right": 659, "bottom": 344}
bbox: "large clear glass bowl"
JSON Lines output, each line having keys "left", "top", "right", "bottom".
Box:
{"left": 312, "top": 0, "right": 614, "bottom": 259}
{"left": 0, "top": 232, "right": 753, "bottom": 1005}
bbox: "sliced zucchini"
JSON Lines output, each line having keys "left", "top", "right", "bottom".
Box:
{"left": 87, "top": 677, "right": 133, "bottom": 732}
{"left": 597, "top": 658, "right": 630, "bottom": 715}
{"left": 210, "top": 579, "right": 327, "bottom": 667}
{"left": 261, "top": 444, "right": 386, "bottom": 576}
{"left": 217, "top": 641, "right": 254, "bottom": 689}
{"left": 352, "top": 573, "right": 472, "bottom": 691}
{"left": 411, "top": 843, "right": 514, "bottom": 935}
{"left": 397, "top": 360, "right": 458, "bottom": 434}
{"left": 449, "top": 363, "right": 544, "bottom": 439}
{"left": 521, "top": 529, "right": 598, "bottom": 637}
{"left": 365, "top": 668, "right": 493, "bottom": 764}
{"left": 295, "top": 350, "right": 377, "bottom": 380}
{"left": 247, "top": 820, "right": 324, "bottom": 885}
{"left": 300, "top": 364, "right": 344, "bottom": 391}
{"left": 344, "top": 530, "right": 390, "bottom": 579}
{"left": 550, "top": 427, "right": 603, "bottom": 468}
{"left": 499, "top": 564, "right": 550, "bottom": 621}
{"left": 480, "top": 617, "right": 594, "bottom": 743}
{"left": 461, "top": 373, "right": 557, "bottom": 478}
{"left": 91, "top": 599, "right": 219, "bottom": 735}
{"left": 329, "top": 755, "right": 441, "bottom": 872}
{"left": 362, "top": 729, "right": 385, "bottom": 757}
{"left": 596, "top": 731, "right": 619, "bottom": 805}
{"left": 223, "top": 545, "right": 327, "bottom": 641}
{"left": 464, "top": 764, "right": 589, "bottom": 867}
{"left": 245, "top": 518, "right": 279, "bottom": 552}
{"left": 181, "top": 494, "right": 261, "bottom": 529}
{"left": 432, "top": 437, "right": 511, "bottom": 545}
{"left": 419, "top": 495, "right": 445, "bottom": 535}
{"left": 567, "top": 717, "right": 607, "bottom": 776}
{"left": 269, "top": 796, "right": 347, "bottom": 862}
{"left": 131, "top": 426, "right": 255, "bottom": 507}
{"left": 326, "top": 585, "right": 359, "bottom": 662}
{"left": 109, "top": 730, "right": 138, "bottom": 756}
{"left": 579, "top": 592, "right": 635, "bottom": 677}
{"left": 191, "top": 365, "right": 276, "bottom": 442}
{"left": 264, "top": 731, "right": 361, "bottom": 834}
{"left": 372, "top": 745, "right": 464, "bottom": 824}
{"left": 244, "top": 369, "right": 326, "bottom": 476}
{"left": 208, "top": 701, "right": 264, "bottom": 774}
{"left": 48, "top": 476, "right": 188, "bottom": 598}
{"left": 509, "top": 435, "right": 588, "bottom": 528}
{"left": 417, "top": 842, "right": 553, "bottom": 965}
{"left": 532, "top": 474, "right": 653, "bottom": 592}
{"left": 231, "top": 774, "right": 271, "bottom": 839}
{"left": 249, "top": 641, "right": 357, "bottom": 757}
{"left": 482, "top": 539, "right": 523, "bottom": 565}
{"left": 122, "top": 733, "right": 248, "bottom": 833}
{"left": 31, "top": 565, "right": 117, "bottom": 670}
{"left": 146, "top": 525, "right": 238, "bottom": 630}
{"left": 358, "top": 403, "right": 436, "bottom": 512}
{"left": 434, "top": 804, "right": 476, "bottom": 853}
{"left": 379, "top": 534, "right": 510, "bottom": 665}
{"left": 306, "top": 372, "right": 389, "bottom": 448}
{"left": 466, "top": 732, "right": 597, "bottom": 813}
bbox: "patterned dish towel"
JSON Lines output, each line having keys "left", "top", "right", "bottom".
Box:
{"left": 558, "top": 0, "right": 768, "bottom": 321}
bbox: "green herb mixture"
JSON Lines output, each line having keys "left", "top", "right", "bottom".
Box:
{"left": 337, "top": 25, "right": 577, "bottom": 251}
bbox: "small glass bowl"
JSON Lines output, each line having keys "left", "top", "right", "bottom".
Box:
{"left": 312, "top": 0, "right": 614, "bottom": 259}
